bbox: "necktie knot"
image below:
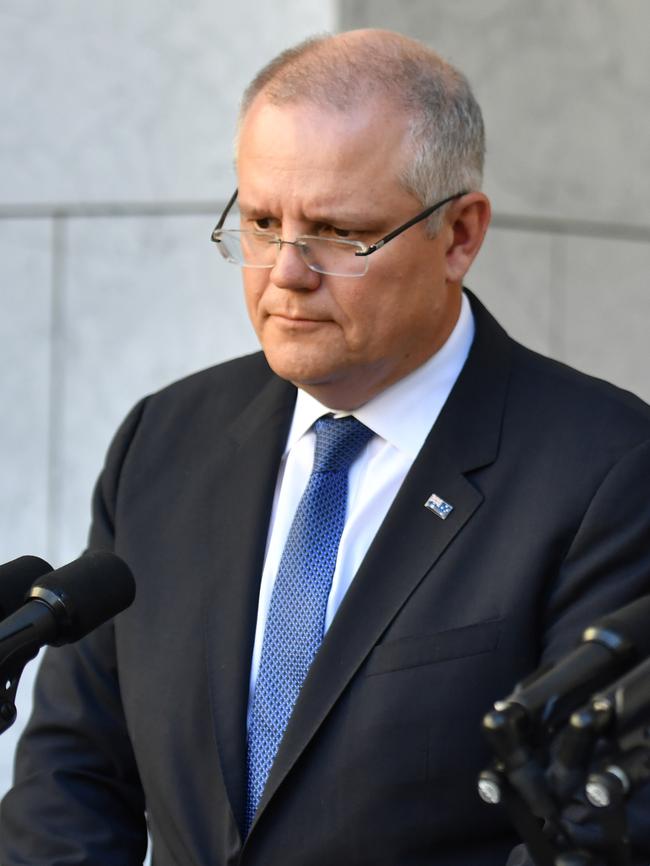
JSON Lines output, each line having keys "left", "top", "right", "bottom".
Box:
{"left": 312, "top": 415, "right": 374, "bottom": 474}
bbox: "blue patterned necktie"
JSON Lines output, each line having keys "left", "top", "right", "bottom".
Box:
{"left": 245, "top": 415, "right": 374, "bottom": 833}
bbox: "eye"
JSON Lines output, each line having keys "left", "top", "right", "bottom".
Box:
{"left": 319, "top": 224, "right": 361, "bottom": 240}
{"left": 241, "top": 212, "right": 280, "bottom": 232}
{"left": 253, "top": 217, "right": 275, "bottom": 231}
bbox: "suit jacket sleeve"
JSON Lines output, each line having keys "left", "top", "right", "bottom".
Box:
{"left": 0, "top": 399, "right": 150, "bottom": 866}
{"left": 542, "top": 437, "right": 650, "bottom": 661}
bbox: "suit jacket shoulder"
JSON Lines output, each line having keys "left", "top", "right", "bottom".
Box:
{"left": 467, "top": 291, "right": 650, "bottom": 451}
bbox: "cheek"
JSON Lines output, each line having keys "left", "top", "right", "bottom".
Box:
{"left": 333, "top": 289, "right": 371, "bottom": 340}
{"left": 335, "top": 297, "right": 394, "bottom": 356}
{"left": 343, "top": 277, "right": 403, "bottom": 330}
{"left": 242, "top": 276, "right": 266, "bottom": 327}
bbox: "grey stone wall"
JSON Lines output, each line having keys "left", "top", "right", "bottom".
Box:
{"left": 0, "top": 0, "right": 336, "bottom": 796}
{"left": 0, "top": 0, "right": 648, "bottom": 799}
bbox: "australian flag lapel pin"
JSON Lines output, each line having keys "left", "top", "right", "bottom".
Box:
{"left": 424, "top": 493, "right": 454, "bottom": 520}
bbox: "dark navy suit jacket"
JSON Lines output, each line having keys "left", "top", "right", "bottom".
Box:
{"left": 2, "top": 294, "right": 650, "bottom": 865}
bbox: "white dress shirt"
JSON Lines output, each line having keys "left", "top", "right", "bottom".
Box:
{"left": 248, "top": 292, "right": 475, "bottom": 700}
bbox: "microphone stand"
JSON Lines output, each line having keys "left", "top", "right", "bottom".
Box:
{"left": 478, "top": 763, "right": 607, "bottom": 866}
{"left": 479, "top": 703, "right": 607, "bottom": 866}
{"left": 0, "top": 649, "right": 38, "bottom": 735}
{"left": 477, "top": 688, "right": 650, "bottom": 865}
{"left": 0, "top": 662, "right": 26, "bottom": 735}
{"left": 0, "top": 611, "right": 43, "bottom": 735}
{"left": 566, "top": 659, "right": 650, "bottom": 863}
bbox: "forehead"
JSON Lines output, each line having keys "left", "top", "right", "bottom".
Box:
{"left": 236, "top": 97, "right": 416, "bottom": 216}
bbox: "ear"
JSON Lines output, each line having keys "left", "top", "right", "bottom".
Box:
{"left": 443, "top": 192, "right": 491, "bottom": 283}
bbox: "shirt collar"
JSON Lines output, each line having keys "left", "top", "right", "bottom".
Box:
{"left": 285, "top": 291, "right": 475, "bottom": 459}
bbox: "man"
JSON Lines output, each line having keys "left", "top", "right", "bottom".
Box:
{"left": 2, "top": 29, "right": 650, "bottom": 866}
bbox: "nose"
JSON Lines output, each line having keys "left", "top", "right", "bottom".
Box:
{"left": 269, "top": 241, "right": 321, "bottom": 291}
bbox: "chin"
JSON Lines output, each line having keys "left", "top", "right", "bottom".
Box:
{"left": 263, "top": 346, "right": 341, "bottom": 389}
{"left": 273, "top": 363, "right": 336, "bottom": 390}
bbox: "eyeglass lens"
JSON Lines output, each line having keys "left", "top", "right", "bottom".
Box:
{"left": 218, "top": 231, "right": 367, "bottom": 277}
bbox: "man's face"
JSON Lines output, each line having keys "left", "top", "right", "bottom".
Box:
{"left": 236, "top": 96, "right": 463, "bottom": 409}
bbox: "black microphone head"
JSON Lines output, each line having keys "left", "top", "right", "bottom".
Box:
{"left": 586, "top": 594, "right": 650, "bottom": 661}
{"left": 0, "top": 556, "right": 53, "bottom": 618}
{"left": 28, "top": 551, "right": 135, "bottom": 645}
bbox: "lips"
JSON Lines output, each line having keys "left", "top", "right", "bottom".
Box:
{"left": 269, "top": 311, "right": 327, "bottom": 323}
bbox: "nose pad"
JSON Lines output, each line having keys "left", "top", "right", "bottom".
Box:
{"left": 269, "top": 241, "right": 321, "bottom": 291}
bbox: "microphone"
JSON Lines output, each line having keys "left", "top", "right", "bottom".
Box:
{"left": 499, "top": 594, "right": 650, "bottom": 732}
{"left": 0, "top": 555, "right": 53, "bottom": 618}
{"left": 548, "top": 656, "right": 650, "bottom": 810}
{"left": 578, "top": 653, "right": 650, "bottom": 745}
{"left": 480, "top": 595, "right": 650, "bottom": 826}
{"left": 0, "top": 551, "right": 136, "bottom": 665}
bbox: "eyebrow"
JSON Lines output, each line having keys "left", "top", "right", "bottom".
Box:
{"left": 238, "top": 201, "right": 380, "bottom": 228}
{"left": 237, "top": 202, "right": 271, "bottom": 219}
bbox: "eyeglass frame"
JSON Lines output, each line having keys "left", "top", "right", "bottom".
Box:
{"left": 210, "top": 187, "right": 467, "bottom": 266}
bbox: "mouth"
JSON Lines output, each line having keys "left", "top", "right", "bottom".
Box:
{"left": 269, "top": 312, "right": 328, "bottom": 325}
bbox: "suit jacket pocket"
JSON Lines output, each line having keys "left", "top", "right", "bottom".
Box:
{"left": 364, "top": 619, "right": 502, "bottom": 676}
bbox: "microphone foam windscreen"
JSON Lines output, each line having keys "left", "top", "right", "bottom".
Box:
{"left": 0, "top": 556, "right": 53, "bottom": 618}
{"left": 30, "top": 551, "right": 136, "bottom": 643}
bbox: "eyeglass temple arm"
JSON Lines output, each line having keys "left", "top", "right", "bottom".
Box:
{"left": 354, "top": 191, "right": 467, "bottom": 257}
{"left": 214, "top": 188, "right": 239, "bottom": 232}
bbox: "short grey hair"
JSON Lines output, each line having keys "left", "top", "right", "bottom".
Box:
{"left": 238, "top": 30, "right": 485, "bottom": 233}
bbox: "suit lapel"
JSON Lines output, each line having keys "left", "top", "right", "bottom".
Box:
{"left": 203, "top": 371, "right": 296, "bottom": 834}
{"left": 255, "top": 294, "right": 514, "bottom": 822}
